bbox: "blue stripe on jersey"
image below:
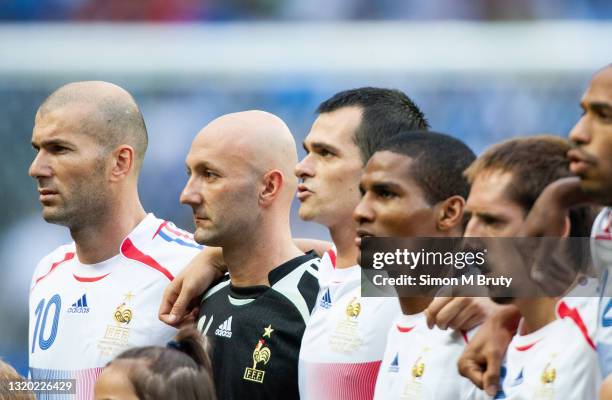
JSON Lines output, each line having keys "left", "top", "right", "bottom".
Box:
{"left": 598, "top": 342, "right": 612, "bottom": 377}
{"left": 158, "top": 230, "right": 203, "bottom": 250}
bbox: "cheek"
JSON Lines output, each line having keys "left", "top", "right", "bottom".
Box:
{"left": 333, "top": 168, "right": 362, "bottom": 194}
{"left": 377, "top": 209, "right": 422, "bottom": 236}
{"left": 600, "top": 136, "right": 612, "bottom": 173}
{"left": 223, "top": 182, "right": 259, "bottom": 211}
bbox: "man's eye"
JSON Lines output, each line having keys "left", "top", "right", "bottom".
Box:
{"left": 50, "top": 145, "right": 68, "bottom": 154}
{"left": 320, "top": 149, "right": 334, "bottom": 157}
{"left": 481, "top": 216, "right": 499, "bottom": 225}
{"left": 377, "top": 190, "right": 396, "bottom": 199}
{"left": 597, "top": 110, "right": 612, "bottom": 122}
{"left": 203, "top": 170, "right": 218, "bottom": 179}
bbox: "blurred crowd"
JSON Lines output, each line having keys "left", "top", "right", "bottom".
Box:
{"left": 0, "top": 0, "right": 611, "bottom": 21}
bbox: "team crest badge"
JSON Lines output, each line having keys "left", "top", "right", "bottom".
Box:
{"left": 345, "top": 297, "right": 361, "bottom": 319}
{"left": 97, "top": 291, "right": 135, "bottom": 357}
{"left": 330, "top": 295, "right": 363, "bottom": 353}
{"left": 541, "top": 362, "right": 556, "bottom": 384}
{"left": 534, "top": 355, "right": 557, "bottom": 399}
{"left": 114, "top": 303, "right": 133, "bottom": 324}
{"left": 411, "top": 356, "right": 425, "bottom": 379}
{"left": 114, "top": 291, "right": 134, "bottom": 324}
{"left": 401, "top": 348, "right": 429, "bottom": 398}
{"left": 243, "top": 325, "right": 274, "bottom": 384}
{"left": 244, "top": 339, "right": 272, "bottom": 383}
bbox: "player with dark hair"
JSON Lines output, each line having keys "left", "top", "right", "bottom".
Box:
{"left": 94, "top": 327, "right": 216, "bottom": 400}
{"left": 351, "top": 131, "right": 485, "bottom": 399}
{"left": 295, "top": 89, "right": 432, "bottom": 400}
{"left": 182, "top": 111, "right": 320, "bottom": 400}
{"left": 28, "top": 81, "right": 202, "bottom": 399}
{"left": 458, "top": 66, "right": 612, "bottom": 397}
{"left": 315, "top": 87, "right": 429, "bottom": 163}
{"left": 463, "top": 135, "right": 599, "bottom": 398}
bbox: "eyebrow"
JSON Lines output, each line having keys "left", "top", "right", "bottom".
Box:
{"left": 305, "top": 141, "right": 341, "bottom": 154}
{"left": 190, "top": 160, "right": 223, "bottom": 174}
{"left": 472, "top": 210, "right": 508, "bottom": 222}
{"left": 31, "top": 138, "right": 73, "bottom": 149}
{"left": 370, "top": 182, "right": 403, "bottom": 193}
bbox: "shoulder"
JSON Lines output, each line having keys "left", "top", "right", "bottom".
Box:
{"left": 31, "top": 243, "right": 76, "bottom": 289}
{"left": 121, "top": 215, "right": 203, "bottom": 279}
{"left": 270, "top": 253, "right": 321, "bottom": 323}
{"left": 318, "top": 246, "right": 337, "bottom": 282}
{"left": 271, "top": 253, "right": 320, "bottom": 296}
{"left": 557, "top": 300, "right": 596, "bottom": 350}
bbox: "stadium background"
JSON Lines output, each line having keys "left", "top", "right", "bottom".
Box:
{"left": 0, "top": 0, "right": 610, "bottom": 377}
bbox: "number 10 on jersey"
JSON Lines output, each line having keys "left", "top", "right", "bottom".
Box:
{"left": 31, "top": 294, "right": 61, "bottom": 353}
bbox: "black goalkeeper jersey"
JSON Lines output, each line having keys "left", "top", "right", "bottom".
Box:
{"left": 198, "top": 252, "right": 320, "bottom": 400}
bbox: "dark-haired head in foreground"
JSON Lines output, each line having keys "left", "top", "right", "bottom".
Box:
{"left": 94, "top": 327, "right": 216, "bottom": 400}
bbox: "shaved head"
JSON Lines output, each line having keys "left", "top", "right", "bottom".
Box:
{"left": 37, "top": 81, "right": 148, "bottom": 172}
{"left": 182, "top": 110, "right": 299, "bottom": 246}
{"left": 194, "top": 110, "right": 298, "bottom": 198}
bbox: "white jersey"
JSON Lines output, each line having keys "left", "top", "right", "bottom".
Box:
{"left": 298, "top": 247, "right": 401, "bottom": 400}
{"left": 28, "top": 214, "right": 201, "bottom": 399}
{"left": 373, "top": 313, "right": 486, "bottom": 400}
{"left": 592, "top": 207, "right": 612, "bottom": 376}
{"left": 500, "top": 300, "right": 601, "bottom": 399}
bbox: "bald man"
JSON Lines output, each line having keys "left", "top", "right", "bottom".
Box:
{"left": 183, "top": 111, "right": 320, "bottom": 400}
{"left": 28, "top": 82, "right": 201, "bottom": 399}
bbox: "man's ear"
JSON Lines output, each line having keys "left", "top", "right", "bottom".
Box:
{"left": 436, "top": 195, "right": 465, "bottom": 232}
{"left": 109, "top": 145, "right": 135, "bottom": 182}
{"left": 259, "top": 170, "right": 284, "bottom": 207}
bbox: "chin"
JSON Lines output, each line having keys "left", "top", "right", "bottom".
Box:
{"left": 298, "top": 207, "right": 316, "bottom": 222}
{"left": 41, "top": 209, "right": 70, "bottom": 226}
{"left": 581, "top": 180, "right": 612, "bottom": 204}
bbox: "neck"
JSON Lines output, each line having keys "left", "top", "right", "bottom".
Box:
{"left": 515, "top": 298, "right": 558, "bottom": 335}
{"left": 399, "top": 296, "right": 434, "bottom": 315}
{"left": 71, "top": 192, "right": 146, "bottom": 264}
{"left": 223, "top": 218, "right": 303, "bottom": 287}
{"left": 329, "top": 221, "right": 359, "bottom": 269}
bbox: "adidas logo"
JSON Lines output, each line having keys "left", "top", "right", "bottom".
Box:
{"left": 215, "top": 316, "right": 233, "bottom": 338}
{"left": 388, "top": 353, "right": 399, "bottom": 373}
{"left": 67, "top": 293, "right": 90, "bottom": 314}
{"left": 320, "top": 288, "right": 332, "bottom": 309}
